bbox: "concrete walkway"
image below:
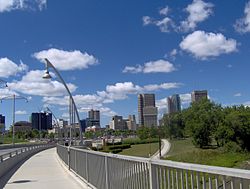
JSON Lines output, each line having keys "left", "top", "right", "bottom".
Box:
{"left": 4, "top": 148, "right": 88, "bottom": 189}
{"left": 151, "top": 139, "right": 171, "bottom": 160}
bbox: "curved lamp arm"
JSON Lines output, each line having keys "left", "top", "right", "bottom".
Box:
{"left": 43, "top": 58, "right": 83, "bottom": 144}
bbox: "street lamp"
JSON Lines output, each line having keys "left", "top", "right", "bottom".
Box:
{"left": 0, "top": 79, "right": 8, "bottom": 143}
{"left": 42, "top": 58, "right": 83, "bottom": 145}
{"left": 0, "top": 94, "right": 28, "bottom": 145}
{"left": 44, "top": 107, "right": 60, "bottom": 142}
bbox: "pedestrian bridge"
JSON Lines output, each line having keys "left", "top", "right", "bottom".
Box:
{"left": 0, "top": 144, "right": 250, "bottom": 189}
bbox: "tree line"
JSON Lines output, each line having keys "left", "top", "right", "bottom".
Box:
{"left": 160, "top": 98, "right": 250, "bottom": 152}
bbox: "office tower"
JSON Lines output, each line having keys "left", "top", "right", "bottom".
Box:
{"left": 167, "top": 94, "right": 181, "bottom": 114}
{"left": 87, "top": 109, "right": 100, "bottom": 127}
{"left": 31, "top": 112, "right": 52, "bottom": 130}
{"left": 109, "top": 115, "right": 127, "bottom": 130}
{"left": 58, "top": 119, "right": 68, "bottom": 128}
{"left": 126, "top": 115, "right": 137, "bottom": 130}
{"left": 138, "top": 94, "right": 158, "bottom": 127}
{"left": 0, "top": 114, "right": 5, "bottom": 133}
{"left": 191, "top": 90, "right": 208, "bottom": 103}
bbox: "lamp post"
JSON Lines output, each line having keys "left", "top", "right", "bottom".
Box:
{"left": 42, "top": 58, "right": 83, "bottom": 145}
{"left": 0, "top": 79, "right": 7, "bottom": 144}
{"left": 0, "top": 95, "right": 28, "bottom": 145}
{"left": 45, "top": 107, "right": 60, "bottom": 142}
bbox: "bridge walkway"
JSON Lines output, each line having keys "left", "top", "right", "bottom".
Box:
{"left": 4, "top": 148, "right": 88, "bottom": 189}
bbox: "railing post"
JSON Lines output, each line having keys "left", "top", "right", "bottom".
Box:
{"left": 105, "top": 156, "right": 109, "bottom": 189}
{"left": 148, "top": 160, "right": 157, "bottom": 189}
{"left": 67, "top": 146, "right": 70, "bottom": 170}
{"left": 86, "top": 152, "right": 89, "bottom": 182}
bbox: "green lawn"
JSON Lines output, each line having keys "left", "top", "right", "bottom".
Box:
{"left": 0, "top": 136, "right": 27, "bottom": 144}
{"left": 165, "top": 138, "right": 250, "bottom": 169}
{"left": 119, "top": 143, "right": 159, "bottom": 158}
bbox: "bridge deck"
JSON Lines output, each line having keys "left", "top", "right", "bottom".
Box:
{"left": 4, "top": 148, "right": 88, "bottom": 189}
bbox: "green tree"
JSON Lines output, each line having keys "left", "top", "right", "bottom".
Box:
{"left": 183, "top": 99, "right": 221, "bottom": 148}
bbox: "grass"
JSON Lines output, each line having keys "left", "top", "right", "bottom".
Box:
{"left": 119, "top": 142, "right": 159, "bottom": 158}
{"left": 165, "top": 138, "right": 250, "bottom": 169}
{"left": 0, "top": 136, "right": 27, "bottom": 144}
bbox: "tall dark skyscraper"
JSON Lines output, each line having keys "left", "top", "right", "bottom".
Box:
{"left": 167, "top": 94, "right": 181, "bottom": 114}
{"left": 0, "top": 114, "right": 5, "bottom": 133}
{"left": 191, "top": 90, "right": 208, "bottom": 103}
{"left": 31, "top": 112, "right": 52, "bottom": 130}
{"left": 138, "top": 94, "right": 158, "bottom": 127}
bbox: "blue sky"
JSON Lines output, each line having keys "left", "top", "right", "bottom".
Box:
{"left": 0, "top": 0, "right": 250, "bottom": 128}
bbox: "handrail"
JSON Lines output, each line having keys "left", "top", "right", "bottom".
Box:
{"left": 69, "top": 145, "right": 250, "bottom": 179}
{"left": 57, "top": 144, "right": 250, "bottom": 189}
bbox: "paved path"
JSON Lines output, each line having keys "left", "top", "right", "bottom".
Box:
{"left": 151, "top": 139, "right": 171, "bottom": 160}
{"left": 4, "top": 148, "right": 88, "bottom": 189}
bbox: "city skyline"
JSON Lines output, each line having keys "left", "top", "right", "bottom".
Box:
{"left": 0, "top": 0, "right": 250, "bottom": 128}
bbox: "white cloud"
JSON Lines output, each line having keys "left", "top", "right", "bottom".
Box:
{"left": 156, "top": 98, "right": 167, "bottom": 113}
{"left": 159, "top": 6, "right": 170, "bottom": 16}
{"left": 123, "top": 59, "right": 176, "bottom": 74}
{"left": 122, "top": 65, "right": 143, "bottom": 74}
{"left": 0, "top": 58, "right": 28, "bottom": 78}
{"left": 180, "top": 0, "right": 213, "bottom": 32}
{"left": 142, "top": 15, "right": 174, "bottom": 33}
{"left": 142, "top": 16, "right": 153, "bottom": 25}
{"left": 144, "top": 60, "right": 176, "bottom": 73}
{"left": 180, "top": 93, "right": 191, "bottom": 104}
{"left": 234, "top": 1, "right": 250, "bottom": 33}
{"left": 156, "top": 17, "right": 173, "bottom": 33}
{"left": 15, "top": 110, "right": 27, "bottom": 115}
{"left": 234, "top": 93, "right": 242, "bottom": 97}
{"left": 170, "top": 49, "right": 178, "bottom": 57}
{"left": 33, "top": 48, "right": 98, "bottom": 71}
{"left": 180, "top": 31, "right": 237, "bottom": 59}
{"left": 0, "top": 0, "right": 46, "bottom": 12}
{"left": 0, "top": 88, "right": 18, "bottom": 98}
{"left": 8, "top": 70, "right": 77, "bottom": 96}
{"left": 144, "top": 83, "right": 181, "bottom": 91}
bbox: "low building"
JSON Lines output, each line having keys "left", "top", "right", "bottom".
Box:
{"left": 109, "top": 115, "right": 128, "bottom": 130}
{"left": 126, "top": 115, "right": 137, "bottom": 130}
{"left": 14, "top": 121, "right": 32, "bottom": 132}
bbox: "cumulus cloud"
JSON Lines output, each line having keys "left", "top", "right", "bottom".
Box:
{"left": 0, "top": 0, "right": 46, "bottom": 12}
{"left": 123, "top": 59, "right": 176, "bottom": 74}
{"left": 98, "top": 82, "right": 181, "bottom": 103}
{"left": 180, "top": 0, "right": 213, "bottom": 32}
{"left": 33, "top": 48, "right": 98, "bottom": 71}
{"left": 43, "top": 95, "right": 117, "bottom": 117}
{"left": 8, "top": 70, "right": 77, "bottom": 96}
{"left": 43, "top": 81, "right": 181, "bottom": 118}
{"left": 0, "top": 88, "right": 18, "bottom": 98}
{"left": 234, "top": 1, "right": 250, "bottom": 33}
{"left": 142, "top": 15, "right": 174, "bottom": 33}
{"left": 0, "top": 58, "right": 28, "bottom": 78}
{"left": 15, "top": 110, "right": 27, "bottom": 115}
{"left": 142, "top": 16, "right": 153, "bottom": 25}
{"left": 180, "top": 31, "right": 237, "bottom": 59}
{"left": 159, "top": 6, "right": 170, "bottom": 16}
{"left": 156, "top": 17, "right": 174, "bottom": 33}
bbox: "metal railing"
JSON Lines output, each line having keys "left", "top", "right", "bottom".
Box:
{"left": 0, "top": 144, "right": 49, "bottom": 162}
{"left": 57, "top": 144, "right": 250, "bottom": 189}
